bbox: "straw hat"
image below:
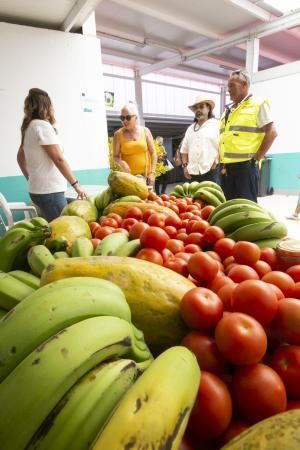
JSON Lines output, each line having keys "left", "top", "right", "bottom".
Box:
{"left": 188, "top": 95, "right": 215, "bottom": 111}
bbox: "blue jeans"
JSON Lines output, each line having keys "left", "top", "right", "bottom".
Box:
{"left": 30, "top": 192, "right": 67, "bottom": 222}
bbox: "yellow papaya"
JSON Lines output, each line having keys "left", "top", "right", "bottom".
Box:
{"left": 47, "top": 216, "right": 91, "bottom": 254}
{"left": 108, "top": 171, "right": 149, "bottom": 199}
{"left": 106, "top": 201, "right": 178, "bottom": 218}
{"left": 41, "top": 256, "right": 195, "bottom": 350}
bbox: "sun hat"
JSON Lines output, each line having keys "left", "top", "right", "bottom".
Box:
{"left": 188, "top": 95, "right": 215, "bottom": 111}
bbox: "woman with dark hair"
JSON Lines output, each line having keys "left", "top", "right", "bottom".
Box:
{"left": 180, "top": 94, "right": 220, "bottom": 183}
{"left": 17, "top": 88, "right": 87, "bottom": 221}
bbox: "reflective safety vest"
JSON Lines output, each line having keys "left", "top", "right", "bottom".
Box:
{"left": 219, "top": 96, "right": 268, "bottom": 164}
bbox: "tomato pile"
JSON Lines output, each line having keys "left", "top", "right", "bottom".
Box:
{"left": 89, "top": 192, "right": 300, "bottom": 450}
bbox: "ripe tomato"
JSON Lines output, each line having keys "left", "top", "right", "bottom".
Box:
{"left": 94, "top": 226, "right": 114, "bottom": 239}
{"left": 260, "top": 247, "right": 278, "bottom": 269}
{"left": 181, "top": 331, "right": 229, "bottom": 373}
{"left": 203, "top": 226, "right": 225, "bottom": 246}
{"left": 163, "top": 225, "right": 177, "bottom": 238}
{"left": 268, "top": 283, "right": 285, "bottom": 300}
{"left": 287, "top": 400, "right": 300, "bottom": 410}
{"left": 262, "top": 271, "right": 295, "bottom": 297}
{"left": 160, "top": 194, "right": 169, "bottom": 201}
{"left": 286, "top": 265, "right": 300, "bottom": 283}
{"left": 223, "top": 255, "right": 235, "bottom": 267}
{"left": 136, "top": 248, "right": 163, "bottom": 265}
{"left": 293, "top": 282, "right": 300, "bottom": 299}
{"left": 164, "top": 257, "right": 189, "bottom": 277}
{"left": 176, "top": 232, "right": 188, "bottom": 243}
{"left": 121, "top": 217, "right": 139, "bottom": 231}
{"left": 180, "top": 212, "right": 195, "bottom": 221}
{"left": 168, "top": 203, "right": 180, "bottom": 214}
{"left": 147, "top": 191, "right": 158, "bottom": 201}
{"left": 270, "top": 345, "right": 300, "bottom": 400}
{"left": 205, "top": 250, "right": 222, "bottom": 262}
{"left": 191, "top": 220, "right": 210, "bottom": 234}
{"left": 125, "top": 206, "right": 143, "bottom": 220}
{"left": 253, "top": 260, "right": 272, "bottom": 278}
{"left": 272, "top": 298, "right": 300, "bottom": 345}
{"left": 128, "top": 222, "right": 149, "bottom": 240}
{"left": 217, "top": 283, "right": 237, "bottom": 312}
{"left": 140, "top": 226, "right": 169, "bottom": 252}
{"left": 161, "top": 248, "right": 174, "bottom": 262}
{"left": 201, "top": 205, "right": 215, "bottom": 220}
{"left": 100, "top": 217, "right": 119, "bottom": 228}
{"left": 112, "top": 227, "right": 129, "bottom": 236}
{"left": 188, "top": 252, "right": 219, "bottom": 283}
{"left": 106, "top": 213, "right": 123, "bottom": 226}
{"left": 214, "top": 238, "right": 235, "bottom": 260}
{"left": 219, "top": 421, "right": 249, "bottom": 447}
{"left": 90, "top": 238, "right": 101, "bottom": 250}
{"left": 231, "top": 280, "right": 278, "bottom": 326}
{"left": 232, "top": 241, "right": 261, "bottom": 266}
{"left": 89, "top": 221, "right": 100, "bottom": 236}
{"left": 147, "top": 212, "right": 166, "bottom": 227}
{"left": 186, "top": 220, "right": 199, "bottom": 234}
{"left": 188, "top": 371, "right": 232, "bottom": 440}
{"left": 142, "top": 209, "right": 156, "bottom": 222}
{"left": 185, "top": 233, "right": 204, "bottom": 247}
{"left": 184, "top": 244, "right": 201, "bottom": 254}
{"left": 166, "top": 239, "right": 185, "bottom": 254}
{"left": 207, "top": 274, "right": 233, "bottom": 293}
{"left": 231, "top": 363, "right": 287, "bottom": 423}
{"left": 180, "top": 287, "right": 224, "bottom": 331}
{"left": 227, "top": 264, "right": 259, "bottom": 283}
{"left": 214, "top": 313, "right": 267, "bottom": 365}
{"left": 174, "top": 252, "right": 192, "bottom": 262}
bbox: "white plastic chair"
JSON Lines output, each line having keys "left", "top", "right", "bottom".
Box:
{"left": 0, "top": 192, "right": 37, "bottom": 230}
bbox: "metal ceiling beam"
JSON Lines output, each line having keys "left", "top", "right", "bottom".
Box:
{"left": 61, "top": 0, "right": 104, "bottom": 32}
{"left": 224, "top": 0, "right": 272, "bottom": 21}
{"left": 139, "top": 8, "right": 300, "bottom": 75}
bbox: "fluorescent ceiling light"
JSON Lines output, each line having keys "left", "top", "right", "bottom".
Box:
{"left": 264, "top": 0, "right": 300, "bottom": 14}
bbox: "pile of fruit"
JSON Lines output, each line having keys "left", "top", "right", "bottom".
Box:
{"left": 1, "top": 170, "right": 300, "bottom": 450}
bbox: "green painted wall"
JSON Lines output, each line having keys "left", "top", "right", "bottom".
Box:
{"left": 268, "top": 153, "right": 300, "bottom": 192}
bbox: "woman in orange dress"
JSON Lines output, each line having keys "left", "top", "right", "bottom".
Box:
{"left": 112, "top": 103, "right": 157, "bottom": 187}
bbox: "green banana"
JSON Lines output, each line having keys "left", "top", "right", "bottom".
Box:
{"left": 0, "top": 227, "right": 51, "bottom": 272}
{"left": 0, "top": 271, "right": 35, "bottom": 310}
{"left": 113, "top": 238, "right": 141, "bottom": 257}
{"left": 30, "top": 217, "right": 49, "bottom": 228}
{"left": 208, "top": 198, "right": 261, "bottom": 222}
{"left": 193, "top": 188, "right": 222, "bottom": 206}
{"left": 0, "top": 308, "right": 7, "bottom": 319}
{"left": 8, "top": 270, "right": 40, "bottom": 290}
{"left": 215, "top": 210, "right": 273, "bottom": 234}
{"left": 228, "top": 221, "right": 288, "bottom": 242}
{"left": 71, "top": 236, "right": 94, "bottom": 257}
{"left": 94, "top": 232, "right": 129, "bottom": 256}
{"left": 0, "top": 276, "right": 132, "bottom": 382}
{"left": 27, "top": 245, "right": 55, "bottom": 277}
{"left": 92, "top": 346, "right": 200, "bottom": 450}
{"left": 194, "top": 180, "right": 223, "bottom": 193}
{"left": 252, "top": 237, "right": 282, "bottom": 249}
{"left": 27, "top": 359, "right": 143, "bottom": 450}
{"left": 0, "top": 316, "right": 152, "bottom": 450}
{"left": 202, "top": 186, "right": 226, "bottom": 203}
{"left": 173, "top": 185, "right": 185, "bottom": 197}
{"left": 112, "top": 195, "right": 142, "bottom": 203}
{"left": 44, "top": 235, "right": 68, "bottom": 252}
{"left": 182, "top": 182, "right": 191, "bottom": 196}
{"left": 95, "top": 188, "right": 114, "bottom": 212}
{"left": 53, "top": 251, "right": 70, "bottom": 259}
{"left": 9, "top": 221, "right": 37, "bottom": 231}
{"left": 209, "top": 202, "right": 265, "bottom": 225}
{"left": 188, "top": 181, "right": 202, "bottom": 195}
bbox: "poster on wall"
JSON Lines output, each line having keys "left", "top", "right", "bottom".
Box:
{"left": 105, "top": 91, "right": 114, "bottom": 108}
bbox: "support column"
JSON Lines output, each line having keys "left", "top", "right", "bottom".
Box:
{"left": 220, "top": 84, "right": 227, "bottom": 116}
{"left": 246, "top": 37, "right": 259, "bottom": 79}
{"left": 82, "top": 11, "right": 96, "bottom": 36}
{"left": 134, "top": 70, "right": 145, "bottom": 126}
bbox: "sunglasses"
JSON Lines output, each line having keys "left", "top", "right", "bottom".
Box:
{"left": 119, "top": 115, "right": 136, "bottom": 122}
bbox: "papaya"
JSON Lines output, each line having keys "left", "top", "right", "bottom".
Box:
{"left": 106, "top": 201, "right": 178, "bottom": 218}
{"left": 108, "top": 171, "right": 149, "bottom": 199}
{"left": 40, "top": 256, "right": 195, "bottom": 350}
{"left": 61, "top": 199, "right": 98, "bottom": 223}
{"left": 222, "top": 409, "right": 300, "bottom": 449}
{"left": 47, "top": 216, "right": 91, "bottom": 254}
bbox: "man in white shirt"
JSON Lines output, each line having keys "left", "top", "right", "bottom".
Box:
{"left": 180, "top": 95, "right": 220, "bottom": 183}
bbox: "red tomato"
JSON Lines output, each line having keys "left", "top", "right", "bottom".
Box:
{"left": 164, "top": 257, "right": 189, "bottom": 277}
{"left": 271, "top": 345, "right": 300, "bottom": 400}
{"left": 214, "top": 313, "right": 267, "bottom": 365}
{"left": 181, "top": 331, "right": 229, "bottom": 373}
{"left": 217, "top": 283, "right": 237, "bottom": 312}
{"left": 188, "top": 252, "right": 219, "bottom": 283}
{"left": 121, "top": 217, "right": 138, "bottom": 231}
{"left": 201, "top": 205, "right": 215, "bottom": 220}
{"left": 163, "top": 225, "right": 177, "bottom": 238}
{"left": 287, "top": 400, "right": 300, "bottom": 410}
{"left": 223, "top": 255, "right": 235, "bottom": 267}
{"left": 214, "top": 238, "right": 235, "bottom": 260}
{"left": 128, "top": 222, "right": 149, "bottom": 240}
{"left": 262, "top": 271, "right": 295, "bottom": 297}
{"left": 154, "top": 197, "right": 164, "bottom": 206}
{"left": 180, "top": 212, "right": 195, "bottom": 221}
{"left": 166, "top": 239, "right": 185, "bottom": 254}
{"left": 140, "top": 226, "right": 169, "bottom": 252}
{"left": 94, "top": 226, "right": 115, "bottom": 239}
{"left": 232, "top": 241, "right": 261, "bottom": 266}
{"left": 186, "top": 220, "right": 199, "bottom": 235}
{"left": 160, "top": 194, "right": 169, "bottom": 201}
{"left": 220, "top": 421, "right": 249, "bottom": 447}
{"left": 168, "top": 204, "right": 180, "bottom": 214}
{"left": 260, "top": 247, "right": 278, "bottom": 269}
{"left": 207, "top": 274, "right": 233, "bottom": 293}
{"left": 268, "top": 283, "right": 285, "bottom": 300}
{"left": 203, "top": 226, "right": 225, "bottom": 246}
{"left": 147, "top": 191, "right": 158, "bottom": 201}
{"left": 177, "top": 201, "right": 188, "bottom": 213}
{"left": 174, "top": 252, "right": 192, "bottom": 262}
{"left": 136, "top": 248, "right": 163, "bottom": 265}
{"left": 100, "top": 217, "right": 119, "bottom": 228}
{"left": 231, "top": 363, "right": 287, "bottom": 423}
{"left": 180, "top": 287, "right": 224, "bottom": 331}
{"left": 89, "top": 221, "right": 100, "bottom": 236}
{"left": 161, "top": 248, "right": 174, "bottom": 262}
{"left": 227, "top": 264, "right": 259, "bottom": 283}
{"left": 176, "top": 232, "right": 188, "bottom": 243}
{"left": 286, "top": 265, "right": 300, "bottom": 283}
{"left": 186, "top": 204, "right": 199, "bottom": 212}
{"left": 142, "top": 209, "right": 156, "bottom": 222}
{"left": 181, "top": 219, "right": 190, "bottom": 229}
{"left": 272, "top": 298, "right": 300, "bottom": 345}
{"left": 253, "top": 260, "right": 272, "bottom": 278}
{"left": 90, "top": 238, "right": 101, "bottom": 250}
{"left": 188, "top": 371, "right": 232, "bottom": 440}
{"left": 125, "top": 206, "right": 143, "bottom": 220}
{"left": 293, "top": 282, "right": 300, "bottom": 299}
{"left": 205, "top": 250, "right": 222, "bottom": 262}
{"left": 184, "top": 244, "right": 201, "bottom": 254}
{"left": 185, "top": 233, "right": 204, "bottom": 247}
{"left": 231, "top": 280, "right": 278, "bottom": 326}
{"left": 147, "top": 212, "right": 166, "bottom": 227}
{"left": 112, "top": 227, "right": 129, "bottom": 236}
{"left": 191, "top": 220, "right": 210, "bottom": 234}
{"left": 106, "top": 213, "right": 123, "bottom": 226}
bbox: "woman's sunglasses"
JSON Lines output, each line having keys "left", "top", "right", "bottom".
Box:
{"left": 119, "top": 115, "right": 136, "bottom": 122}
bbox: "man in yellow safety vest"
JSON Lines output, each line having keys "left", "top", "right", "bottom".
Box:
{"left": 219, "top": 70, "right": 277, "bottom": 202}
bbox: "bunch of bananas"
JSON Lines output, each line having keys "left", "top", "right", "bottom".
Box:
{"left": 0, "top": 270, "right": 40, "bottom": 313}
{"left": 170, "top": 181, "right": 226, "bottom": 206}
{"left": 0, "top": 217, "right": 51, "bottom": 273}
{"left": 208, "top": 198, "right": 287, "bottom": 248}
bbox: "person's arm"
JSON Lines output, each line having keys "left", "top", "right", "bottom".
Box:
{"left": 42, "top": 144, "right": 87, "bottom": 199}
{"left": 17, "top": 146, "right": 29, "bottom": 180}
{"left": 254, "top": 122, "right": 278, "bottom": 161}
{"left": 112, "top": 131, "right": 131, "bottom": 173}
{"left": 145, "top": 128, "right": 157, "bottom": 186}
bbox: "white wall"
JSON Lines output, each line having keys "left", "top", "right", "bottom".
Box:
{"left": 0, "top": 22, "right": 108, "bottom": 177}
{"left": 252, "top": 60, "right": 300, "bottom": 154}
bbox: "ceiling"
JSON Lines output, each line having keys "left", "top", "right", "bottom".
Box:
{"left": 1, "top": 0, "right": 300, "bottom": 85}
